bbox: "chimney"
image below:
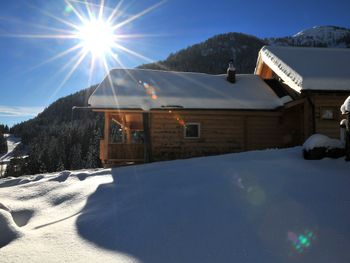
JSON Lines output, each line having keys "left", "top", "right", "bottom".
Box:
{"left": 227, "top": 60, "right": 236, "bottom": 83}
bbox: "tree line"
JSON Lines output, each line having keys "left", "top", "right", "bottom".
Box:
{"left": 5, "top": 85, "right": 103, "bottom": 177}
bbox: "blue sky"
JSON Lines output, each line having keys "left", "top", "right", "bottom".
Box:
{"left": 0, "top": 0, "right": 350, "bottom": 126}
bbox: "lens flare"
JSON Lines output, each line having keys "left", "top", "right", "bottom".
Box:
{"left": 287, "top": 230, "right": 316, "bottom": 253}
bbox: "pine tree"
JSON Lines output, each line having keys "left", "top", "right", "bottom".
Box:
{"left": 0, "top": 132, "right": 7, "bottom": 155}
{"left": 70, "top": 143, "right": 83, "bottom": 170}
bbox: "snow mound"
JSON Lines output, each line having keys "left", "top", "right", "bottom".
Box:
{"left": 303, "top": 134, "right": 344, "bottom": 151}
{"left": 0, "top": 204, "right": 23, "bottom": 248}
{"left": 341, "top": 96, "right": 350, "bottom": 114}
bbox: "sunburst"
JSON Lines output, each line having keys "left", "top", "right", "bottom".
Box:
{"left": 2, "top": 0, "right": 166, "bottom": 95}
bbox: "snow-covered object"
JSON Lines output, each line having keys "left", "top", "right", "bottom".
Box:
{"left": 340, "top": 96, "right": 350, "bottom": 114}
{"left": 257, "top": 46, "right": 350, "bottom": 92}
{"left": 88, "top": 69, "right": 291, "bottom": 110}
{"left": 1, "top": 147, "right": 350, "bottom": 262}
{"left": 340, "top": 119, "right": 348, "bottom": 144}
{"left": 293, "top": 26, "right": 350, "bottom": 47}
{"left": 303, "top": 134, "right": 344, "bottom": 151}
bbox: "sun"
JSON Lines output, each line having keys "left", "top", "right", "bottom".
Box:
{"left": 4, "top": 0, "right": 166, "bottom": 95}
{"left": 76, "top": 19, "right": 115, "bottom": 58}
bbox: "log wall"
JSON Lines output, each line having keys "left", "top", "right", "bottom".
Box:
{"left": 149, "top": 110, "right": 296, "bottom": 161}
{"left": 311, "top": 93, "right": 350, "bottom": 139}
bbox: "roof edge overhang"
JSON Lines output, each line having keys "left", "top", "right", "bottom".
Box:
{"left": 90, "top": 107, "right": 285, "bottom": 112}
{"left": 259, "top": 46, "right": 304, "bottom": 93}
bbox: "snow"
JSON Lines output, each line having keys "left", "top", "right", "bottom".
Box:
{"left": 293, "top": 26, "right": 350, "bottom": 47}
{"left": 0, "top": 134, "right": 22, "bottom": 177}
{"left": 341, "top": 96, "right": 350, "bottom": 114}
{"left": 88, "top": 69, "right": 289, "bottom": 110}
{"left": 258, "top": 46, "right": 350, "bottom": 92}
{"left": 303, "top": 134, "right": 344, "bottom": 151}
{"left": 1, "top": 147, "right": 350, "bottom": 262}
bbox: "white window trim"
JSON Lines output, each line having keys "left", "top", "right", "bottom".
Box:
{"left": 184, "top": 122, "right": 201, "bottom": 139}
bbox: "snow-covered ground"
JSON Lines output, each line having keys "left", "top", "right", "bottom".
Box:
{"left": 0, "top": 134, "right": 21, "bottom": 177}
{"left": 1, "top": 147, "right": 350, "bottom": 263}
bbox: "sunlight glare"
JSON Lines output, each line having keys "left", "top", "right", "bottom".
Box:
{"left": 77, "top": 19, "right": 115, "bottom": 58}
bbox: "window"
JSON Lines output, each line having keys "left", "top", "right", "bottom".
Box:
{"left": 184, "top": 123, "right": 200, "bottom": 139}
{"left": 321, "top": 108, "right": 335, "bottom": 120}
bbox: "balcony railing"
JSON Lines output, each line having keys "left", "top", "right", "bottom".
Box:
{"left": 100, "top": 140, "right": 144, "bottom": 163}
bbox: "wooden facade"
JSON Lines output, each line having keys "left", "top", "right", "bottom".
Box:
{"left": 94, "top": 108, "right": 306, "bottom": 166}
{"left": 256, "top": 59, "right": 350, "bottom": 141}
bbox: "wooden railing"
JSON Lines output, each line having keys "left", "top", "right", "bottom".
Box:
{"left": 100, "top": 140, "right": 144, "bottom": 163}
{"left": 108, "top": 143, "right": 144, "bottom": 161}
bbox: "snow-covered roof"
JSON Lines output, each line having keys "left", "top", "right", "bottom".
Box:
{"left": 88, "top": 69, "right": 290, "bottom": 110}
{"left": 257, "top": 46, "right": 350, "bottom": 92}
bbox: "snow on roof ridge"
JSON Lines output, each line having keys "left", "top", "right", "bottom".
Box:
{"left": 264, "top": 45, "right": 350, "bottom": 52}
{"left": 260, "top": 46, "right": 303, "bottom": 91}
{"left": 108, "top": 68, "right": 219, "bottom": 77}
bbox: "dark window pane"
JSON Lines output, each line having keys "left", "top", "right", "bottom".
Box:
{"left": 185, "top": 124, "right": 199, "bottom": 138}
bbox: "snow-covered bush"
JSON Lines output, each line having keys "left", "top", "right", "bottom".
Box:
{"left": 303, "top": 134, "right": 345, "bottom": 160}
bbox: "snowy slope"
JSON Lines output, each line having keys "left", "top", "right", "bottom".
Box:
{"left": 0, "top": 134, "right": 22, "bottom": 177}
{"left": 268, "top": 26, "right": 350, "bottom": 48}
{"left": 293, "top": 26, "right": 350, "bottom": 47}
{"left": 1, "top": 147, "right": 350, "bottom": 262}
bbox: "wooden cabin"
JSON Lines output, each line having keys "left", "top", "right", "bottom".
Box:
{"left": 88, "top": 46, "right": 350, "bottom": 166}
{"left": 255, "top": 46, "right": 350, "bottom": 140}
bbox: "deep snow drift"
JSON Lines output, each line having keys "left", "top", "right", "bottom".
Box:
{"left": 1, "top": 147, "right": 350, "bottom": 263}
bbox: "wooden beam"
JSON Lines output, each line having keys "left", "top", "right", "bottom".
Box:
{"left": 104, "top": 112, "right": 110, "bottom": 162}
{"left": 143, "top": 112, "right": 152, "bottom": 163}
{"left": 283, "top": 98, "right": 306, "bottom": 109}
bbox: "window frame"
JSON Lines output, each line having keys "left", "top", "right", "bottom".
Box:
{"left": 183, "top": 122, "right": 201, "bottom": 139}
{"left": 320, "top": 107, "right": 337, "bottom": 120}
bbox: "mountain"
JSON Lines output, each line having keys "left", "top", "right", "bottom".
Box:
{"left": 268, "top": 26, "right": 350, "bottom": 47}
{"left": 139, "top": 32, "right": 266, "bottom": 74}
{"left": 139, "top": 26, "right": 350, "bottom": 74}
{"left": 9, "top": 86, "right": 103, "bottom": 176}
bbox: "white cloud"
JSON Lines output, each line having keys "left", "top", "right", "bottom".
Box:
{"left": 0, "top": 105, "right": 44, "bottom": 117}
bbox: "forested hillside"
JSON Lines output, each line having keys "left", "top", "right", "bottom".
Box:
{"left": 139, "top": 33, "right": 265, "bottom": 74}
{"left": 139, "top": 26, "right": 350, "bottom": 74}
{"left": 9, "top": 86, "right": 103, "bottom": 176}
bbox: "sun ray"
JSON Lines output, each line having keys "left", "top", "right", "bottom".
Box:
{"left": 0, "top": 0, "right": 168, "bottom": 98}
{"left": 27, "top": 43, "right": 84, "bottom": 73}
{"left": 112, "top": 42, "right": 155, "bottom": 63}
{"left": 27, "top": 3, "right": 81, "bottom": 31}
{"left": 84, "top": 0, "right": 94, "bottom": 20}
{"left": 0, "top": 16, "right": 76, "bottom": 35}
{"left": 106, "top": 0, "right": 124, "bottom": 23}
{"left": 102, "top": 56, "right": 121, "bottom": 109}
{"left": 112, "top": 0, "right": 167, "bottom": 30}
{"left": 49, "top": 49, "right": 89, "bottom": 100}
{"left": 87, "top": 55, "right": 96, "bottom": 88}
{"left": 0, "top": 33, "right": 77, "bottom": 39}
{"left": 65, "top": 0, "right": 87, "bottom": 23}
{"left": 98, "top": 0, "right": 105, "bottom": 19}
{"left": 109, "top": 51, "right": 139, "bottom": 83}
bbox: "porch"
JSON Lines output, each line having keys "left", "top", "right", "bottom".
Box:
{"left": 99, "top": 111, "right": 151, "bottom": 166}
